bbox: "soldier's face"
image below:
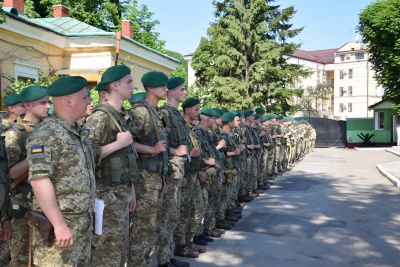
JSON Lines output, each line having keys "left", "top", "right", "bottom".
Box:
{"left": 214, "top": 117, "right": 222, "bottom": 126}
{"left": 170, "top": 84, "right": 187, "bottom": 103}
{"left": 9, "top": 103, "right": 26, "bottom": 116}
{"left": 151, "top": 85, "right": 168, "bottom": 100}
{"left": 71, "top": 88, "right": 91, "bottom": 119}
{"left": 188, "top": 104, "right": 200, "bottom": 121}
{"left": 28, "top": 95, "right": 50, "bottom": 119}
{"left": 116, "top": 74, "right": 135, "bottom": 100}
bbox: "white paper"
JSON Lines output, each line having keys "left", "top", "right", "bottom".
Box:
{"left": 94, "top": 198, "right": 105, "bottom": 235}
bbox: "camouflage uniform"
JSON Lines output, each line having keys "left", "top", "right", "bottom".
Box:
{"left": 128, "top": 101, "right": 168, "bottom": 267}
{"left": 84, "top": 103, "right": 138, "bottom": 267}
{"left": 3, "top": 118, "right": 36, "bottom": 267}
{"left": 157, "top": 104, "right": 190, "bottom": 264}
{"left": 173, "top": 121, "right": 204, "bottom": 247}
{"left": 1, "top": 119, "right": 12, "bottom": 128}
{"left": 27, "top": 114, "right": 96, "bottom": 267}
{"left": 217, "top": 130, "right": 240, "bottom": 220}
{"left": 0, "top": 122, "right": 11, "bottom": 267}
{"left": 196, "top": 126, "right": 221, "bottom": 232}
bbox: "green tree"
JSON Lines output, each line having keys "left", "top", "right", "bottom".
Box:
{"left": 0, "top": 3, "right": 6, "bottom": 24}
{"left": 358, "top": 0, "right": 400, "bottom": 113}
{"left": 191, "top": 0, "right": 308, "bottom": 112}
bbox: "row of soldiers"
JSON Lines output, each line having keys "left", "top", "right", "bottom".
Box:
{"left": 0, "top": 64, "right": 316, "bottom": 267}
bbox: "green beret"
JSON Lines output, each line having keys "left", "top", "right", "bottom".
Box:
{"left": 221, "top": 108, "right": 228, "bottom": 113}
{"left": 237, "top": 111, "right": 243, "bottom": 117}
{"left": 101, "top": 65, "right": 131, "bottom": 84}
{"left": 141, "top": 71, "right": 168, "bottom": 88}
{"left": 96, "top": 82, "right": 106, "bottom": 91}
{"left": 222, "top": 111, "right": 236, "bottom": 122}
{"left": 269, "top": 114, "right": 277, "bottom": 119}
{"left": 213, "top": 108, "right": 223, "bottom": 117}
{"left": 167, "top": 77, "right": 185, "bottom": 89}
{"left": 276, "top": 114, "right": 284, "bottom": 120}
{"left": 201, "top": 108, "right": 217, "bottom": 117}
{"left": 4, "top": 94, "right": 21, "bottom": 106}
{"left": 255, "top": 107, "right": 265, "bottom": 114}
{"left": 20, "top": 85, "right": 48, "bottom": 102}
{"left": 129, "top": 92, "right": 146, "bottom": 103}
{"left": 48, "top": 76, "right": 87, "bottom": 97}
{"left": 243, "top": 109, "right": 254, "bottom": 117}
{"left": 182, "top": 98, "right": 200, "bottom": 109}
{"left": 260, "top": 115, "right": 269, "bottom": 122}
{"left": 254, "top": 114, "right": 260, "bottom": 120}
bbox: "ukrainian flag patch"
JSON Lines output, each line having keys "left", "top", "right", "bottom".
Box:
{"left": 31, "top": 145, "right": 44, "bottom": 154}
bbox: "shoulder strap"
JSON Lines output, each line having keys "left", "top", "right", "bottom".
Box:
{"left": 94, "top": 107, "right": 123, "bottom": 133}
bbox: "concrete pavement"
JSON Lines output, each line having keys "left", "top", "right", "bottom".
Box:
{"left": 161, "top": 147, "right": 400, "bottom": 267}
{"left": 376, "top": 146, "right": 400, "bottom": 187}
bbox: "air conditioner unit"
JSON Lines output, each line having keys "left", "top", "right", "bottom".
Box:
{"left": 346, "top": 54, "right": 351, "bottom": 58}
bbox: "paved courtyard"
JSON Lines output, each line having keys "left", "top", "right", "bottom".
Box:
{"left": 164, "top": 148, "right": 400, "bottom": 267}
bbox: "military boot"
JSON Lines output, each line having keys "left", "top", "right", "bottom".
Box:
{"left": 174, "top": 245, "right": 199, "bottom": 258}
{"left": 170, "top": 258, "right": 190, "bottom": 267}
{"left": 203, "top": 228, "right": 221, "bottom": 238}
{"left": 193, "top": 235, "right": 207, "bottom": 246}
{"left": 188, "top": 242, "right": 206, "bottom": 253}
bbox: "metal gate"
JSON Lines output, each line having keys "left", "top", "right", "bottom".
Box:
{"left": 295, "top": 117, "right": 347, "bottom": 148}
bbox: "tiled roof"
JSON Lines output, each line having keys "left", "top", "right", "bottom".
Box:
{"left": 291, "top": 48, "right": 338, "bottom": 64}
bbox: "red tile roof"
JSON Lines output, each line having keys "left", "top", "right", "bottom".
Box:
{"left": 291, "top": 48, "right": 338, "bottom": 64}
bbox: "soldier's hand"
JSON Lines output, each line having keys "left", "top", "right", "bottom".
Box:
{"left": 190, "top": 147, "right": 201, "bottom": 157}
{"left": 130, "top": 185, "right": 137, "bottom": 213}
{"left": 117, "top": 131, "right": 133, "bottom": 148}
{"left": 239, "top": 144, "right": 246, "bottom": 151}
{"left": 208, "top": 157, "right": 216, "bottom": 166}
{"left": 241, "top": 137, "right": 247, "bottom": 143}
{"left": 218, "top": 139, "right": 226, "bottom": 148}
{"left": 198, "top": 171, "right": 206, "bottom": 181}
{"left": 235, "top": 148, "right": 241, "bottom": 155}
{"left": 153, "top": 140, "right": 167, "bottom": 154}
{"left": 1, "top": 220, "right": 12, "bottom": 241}
{"left": 54, "top": 224, "right": 74, "bottom": 247}
{"left": 175, "top": 145, "right": 188, "bottom": 156}
{"left": 181, "top": 177, "right": 187, "bottom": 187}
{"left": 259, "top": 131, "right": 266, "bottom": 137}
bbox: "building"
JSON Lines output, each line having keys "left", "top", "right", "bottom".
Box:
{"left": 0, "top": 0, "right": 180, "bottom": 107}
{"left": 185, "top": 42, "right": 384, "bottom": 120}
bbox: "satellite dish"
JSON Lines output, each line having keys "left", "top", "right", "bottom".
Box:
{"left": 355, "top": 34, "right": 360, "bottom": 42}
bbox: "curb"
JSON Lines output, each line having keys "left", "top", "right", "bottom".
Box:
{"left": 377, "top": 163, "right": 400, "bottom": 188}
{"left": 385, "top": 148, "right": 400, "bottom": 157}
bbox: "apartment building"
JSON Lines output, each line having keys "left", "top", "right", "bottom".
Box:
{"left": 287, "top": 42, "right": 384, "bottom": 120}
{"left": 185, "top": 42, "right": 384, "bottom": 120}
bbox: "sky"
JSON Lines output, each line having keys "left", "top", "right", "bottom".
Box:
{"left": 137, "top": 0, "right": 375, "bottom": 55}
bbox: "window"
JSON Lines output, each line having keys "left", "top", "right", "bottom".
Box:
{"left": 12, "top": 58, "right": 43, "bottom": 81}
{"left": 339, "top": 103, "right": 344, "bottom": 113}
{"left": 339, "top": 87, "right": 344, "bottom": 96}
{"left": 375, "top": 111, "right": 384, "bottom": 130}
{"left": 348, "top": 69, "right": 353, "bottom": 79}
{"left": 340, "top": 70, "right": 344, "bottom": 79}
{"left": 340, "top": 55, "right": 345, "bottom": 61}
{"left": 348, "top": 103, "right": 352, "bottom": 112}
{"left": 355, "top": 53, "right": 364, "bottom": 60}
{"left": 348, "top": 86, "right": 353, "bottom": 96}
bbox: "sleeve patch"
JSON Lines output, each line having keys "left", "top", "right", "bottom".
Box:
{"left": 31, "top": 145, "right": 44, "bottom": 154}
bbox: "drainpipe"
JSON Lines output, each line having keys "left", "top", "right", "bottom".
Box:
{"left": 366, "top": 61, "right": 369, "bottom": 118}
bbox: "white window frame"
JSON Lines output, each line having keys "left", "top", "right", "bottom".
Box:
{"left": 375, "top": 111, "right": 384, "bottom": 130}
{"left": 12, "top": 58, "right": 43, "bottom": 81}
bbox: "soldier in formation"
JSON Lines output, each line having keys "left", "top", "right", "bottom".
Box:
{"left": 0, "top": 65, "right": 316, "bottom": 267}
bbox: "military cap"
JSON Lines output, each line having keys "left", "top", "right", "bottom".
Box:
{"left": 129, "top": 92, "right": 146, "bottom": 103}
{"left": 237, "top": 111, "right": 243, "bottom": 117}
{"left": 255, "top": 107, "right": 265, "bottom": 114}
{"left": 276, "top": 114, "right": 284, "bottom": 120}
{"left": 221, "top": 107, "right": 228, "bottom": 113}
{"left": 48, "top": 76, "right": 87, "bottom": 97}
{"left": 101, "top": 65, "right": 131, "bottom": 84}
{"left": 20, "top": 85, "right": 48, "bottom": 102}
{"left": 269, "top": 114, "right": 277, "bottom": 119}
{"left": 167, "top": 77, "right": 185, "bottom": 89}
{"left": 4, "top": 94, "right": 21, "bottom": 106}
{"left": 96, "top": 82, "right": 106, "bottom": 91}
{"left": 243, "top": 109, "right": 254, "bottom": 117}
{"left": 213, "top": 108, "right": 223, "bottom": 117}
{"left": 254, "top": 114, "right": 260, "bottom": 120}
{"left": 182, "top": 98, "right": 200, "bottom": 109}
{"left": 201, "top": 108, "right": 217, "bottom": 117}
{"left": 141, "top": 71, "right": 168, "bottom": 87}
{"left": 260, "top": 115, "right": 269, "bottom": 122}
{"left": 222, "top": 111, "right": 236, "bottom": 122}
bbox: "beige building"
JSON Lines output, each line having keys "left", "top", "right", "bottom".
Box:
{"left": 287, "top": 42, "right": 383, "bottom": 120}
{"left": 0, "top": 0, "right": 180, "bottom": 107}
